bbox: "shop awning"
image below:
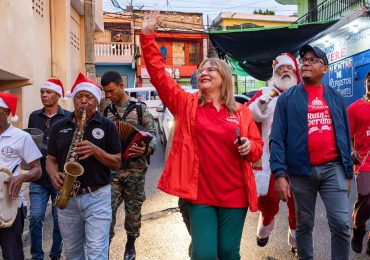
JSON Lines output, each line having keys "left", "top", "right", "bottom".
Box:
{"left": 209, "top": 20, "right": 338, "bottom": 81}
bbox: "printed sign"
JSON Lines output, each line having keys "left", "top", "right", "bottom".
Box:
{"left": 328, "top": 57, "right": 353, "bottom": 97}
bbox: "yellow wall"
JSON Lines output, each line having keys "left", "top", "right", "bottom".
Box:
{"left": 221, "top": 18, "right": 292, "bottom": 27}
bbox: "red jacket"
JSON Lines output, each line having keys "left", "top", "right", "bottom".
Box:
{"left": 140, "top": 33, "right": 263, "bottom": 211}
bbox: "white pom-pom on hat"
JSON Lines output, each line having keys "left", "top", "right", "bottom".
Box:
{"left": 10, "top": 115, "right": 19, "bottom": 122}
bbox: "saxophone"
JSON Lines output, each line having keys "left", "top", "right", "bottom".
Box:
{"left": 55, "top": 107, "right": 87, "bottom": 209}
{"left": 259, "top": 88, "right": 280, "bottom": 104}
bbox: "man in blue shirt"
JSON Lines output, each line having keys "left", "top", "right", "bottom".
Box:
{"left": 270, "top": 45, "right": 353, "bottom": 260}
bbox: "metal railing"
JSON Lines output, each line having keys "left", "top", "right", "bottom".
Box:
{"left": 94, "top": 42, "right": 133, "bottom": 57}
{"left": 294, "top": 0, "right": 370, "bottom": 24}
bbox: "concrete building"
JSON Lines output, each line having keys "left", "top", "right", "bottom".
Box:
{"left": 95, "top": 10, "right": 208, "bottom": 89}
{"left": 135, "top": 10, "right": 208, "bottom": 88}
{"left": 94, "top": 12, "right": 136, "bottom": 89}
{"left": 0, "top": 0, "right": 103, "bottom": 127}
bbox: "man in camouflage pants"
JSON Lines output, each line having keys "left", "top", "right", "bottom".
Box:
{"left": 101, "top": 71, "right": 156, "bottom": 260}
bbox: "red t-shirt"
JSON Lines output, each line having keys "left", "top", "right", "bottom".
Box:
{"left": 305, "top": 85, "right": 339, "bottom": 165}
{"left": 347, "top": 99, "right": 370, "bottom": 173}
{"left": 194, "top": 102, "right": 247, "bottom": 208}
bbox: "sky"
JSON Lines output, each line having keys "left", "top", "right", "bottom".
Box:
{"left": 102, "top": 0, "right": 298, "bottom": 25}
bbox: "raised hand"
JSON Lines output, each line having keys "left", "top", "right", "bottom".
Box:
{"left": 142, "top": 10, "right": 160, "bottom": 35}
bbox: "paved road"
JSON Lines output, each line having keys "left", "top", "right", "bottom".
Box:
{"left": 17, "top": 140, "right": 369, "bottom": 260}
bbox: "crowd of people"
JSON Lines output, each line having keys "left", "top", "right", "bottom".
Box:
{"left": 0, "top": 9, "right": 369, "bottom": 260}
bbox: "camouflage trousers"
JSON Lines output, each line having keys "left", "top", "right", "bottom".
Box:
{"left": 110, "top": 168, "right": 147, "bottom": 240}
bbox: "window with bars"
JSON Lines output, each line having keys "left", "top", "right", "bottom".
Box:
{"left": 172, "top": 42, "right": 185, "bottom": 66}
{"left": 189, "top": 43, "right": 201, "bottom": 65}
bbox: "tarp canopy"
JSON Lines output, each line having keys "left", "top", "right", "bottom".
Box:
{"left": 209, "top": 20, "right": 338, "bottom": 81}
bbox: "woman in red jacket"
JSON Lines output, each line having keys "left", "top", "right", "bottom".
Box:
{"left": 141, "top": 11, "right": 263, "bottom": 260}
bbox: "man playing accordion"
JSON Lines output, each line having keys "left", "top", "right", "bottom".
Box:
{"left": 101, "top": 71, "right": 156, "bottom": 260}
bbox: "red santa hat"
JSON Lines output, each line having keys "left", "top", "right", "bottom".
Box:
{"left": 0, "top": 92, "right": 18, "bottom": 122}
{"left": 272, "top": 53, "right": 302, "bottom": 84}
{"left": 41, "top": 78, "right": 65, "bottom": 97}
{"left": 67, "top": 72, "right": 102, "bottom": 102}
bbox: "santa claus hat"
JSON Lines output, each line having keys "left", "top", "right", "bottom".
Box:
{"left": 41, "top": 78, "right": 65, "bottom": 97}
{"left": 67, "top": 72, "right": 102, "bottom": 102}
{"left": 272, "top": 53, "right": 302, "bottom": 84}
{"left": 0, "top": 92, "right": 18, "bottom": 122}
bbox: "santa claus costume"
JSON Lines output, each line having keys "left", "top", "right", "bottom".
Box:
{"left": 248, "top": 53, "right": 301, "bottom": 252}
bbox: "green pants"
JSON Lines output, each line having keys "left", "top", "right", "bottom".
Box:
{"left": 188, "top": 203, "right": 247, "bottom": 260}
{"left": 110, "top": 168, "right": 146, "bottom": 241}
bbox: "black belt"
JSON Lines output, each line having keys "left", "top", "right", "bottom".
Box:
{"left": 76, "top": 185, "right": 105, "bottom": 195}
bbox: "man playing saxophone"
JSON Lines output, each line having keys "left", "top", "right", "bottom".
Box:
{"left": 46, "top": 73, "right": 121, "bottom": 259}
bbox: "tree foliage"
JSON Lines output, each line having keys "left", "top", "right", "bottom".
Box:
{"left": 253, "top": 9, "right": 275, "bottom": 15}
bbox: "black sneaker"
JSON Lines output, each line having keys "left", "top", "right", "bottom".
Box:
{"left": 256, "top": 236, "right": 269, "bottom": 247}
{"left": 351, "top": 228, "right": 366, "bottom": 253}
{"left": 124, "top": 248, "right": 136, "bottom": 260}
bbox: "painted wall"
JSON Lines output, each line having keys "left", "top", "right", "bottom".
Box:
{"left": 23, "top": 0, "right": 53, "bottom": 125}
{"left": 96, "top": 65, "right": 136, "bottom": 88}
{"left": 1, "top": 0, "right": 103, "bottom": 127}
{"left": 0, "top": 0, "right": 33, "bottom": 80}
{"left": 221, "top": 19, "right": 293, "bottom": 27}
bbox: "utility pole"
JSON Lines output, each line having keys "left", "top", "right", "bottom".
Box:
{"left": 84, "top": 0, "right": 96, "bottom": 81}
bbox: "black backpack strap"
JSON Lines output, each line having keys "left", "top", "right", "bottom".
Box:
{"left": 121, "top": 101, "right": 137, "bottom": 121}
{"left": 104, "top": 103, "right": 121, "bottom": 121}
{"left": 136, "top": 102, "right": 143, "bottom": 125}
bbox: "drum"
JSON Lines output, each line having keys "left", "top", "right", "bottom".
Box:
{"left": 0, "top": 167, "right": 18, "bottom": 228}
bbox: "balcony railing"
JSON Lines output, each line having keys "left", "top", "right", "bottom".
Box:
{"left": 94, "top": 42, "right": 134, "bottom": 64}
{"left": 294, "top": 0, "right": 370, "bottom": 24}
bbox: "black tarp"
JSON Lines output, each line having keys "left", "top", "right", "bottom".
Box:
{"left": 209, "top": 20, "right": 338, "bottom": 81}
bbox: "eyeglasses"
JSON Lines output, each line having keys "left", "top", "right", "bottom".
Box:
{"left": 198, "top": 66, "right": 218, "bottom": 74}
{"left": 300, "top": 57, "right": 325, "bottom": 65}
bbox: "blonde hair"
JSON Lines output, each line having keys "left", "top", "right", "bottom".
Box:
{"left": 198, "top": 58, "right": 238, "bottom": 113}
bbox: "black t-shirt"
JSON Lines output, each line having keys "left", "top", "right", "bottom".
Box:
{"left": 28, "top": 107, "right": 71, "bottom": 186}
{"left": 47, "top": 112, "right": 121, "bottom": 187}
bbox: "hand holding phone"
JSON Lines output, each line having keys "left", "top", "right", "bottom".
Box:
{"left": 235, "top": 128, "right": 249, "bottom": 159}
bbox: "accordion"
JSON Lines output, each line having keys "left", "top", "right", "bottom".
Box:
{"left": 115, "top": 121, "right": 153, "bottom": 160}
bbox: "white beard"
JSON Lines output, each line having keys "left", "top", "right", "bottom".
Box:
{"left": 272, "top": 73, "right": 298, "bottom": 91}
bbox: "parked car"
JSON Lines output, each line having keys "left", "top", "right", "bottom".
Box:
{"left": 125, "top": 87, "right": 162, "bottom": 119}
{"left": 157, "top": 94, "right": 251, "bottom": 161}
{"left": 243, "top": 90, "right": 259, "bottom": 100}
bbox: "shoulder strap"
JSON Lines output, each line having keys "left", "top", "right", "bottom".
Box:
{"left": 104, "top": 103, "right": 121, "bottom": 120}
{"left": 136, "top": 102, "right": 143, "bottom": 125}
{"left": 121, "top": 101, "right": 137, "bottom": 121}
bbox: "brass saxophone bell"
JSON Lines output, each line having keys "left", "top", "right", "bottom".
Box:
{"left": 259, "top": 88, "right": 280, "bottom": 104}
{"left": 269, "top": 88, "right": 279, "bottom": 98}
